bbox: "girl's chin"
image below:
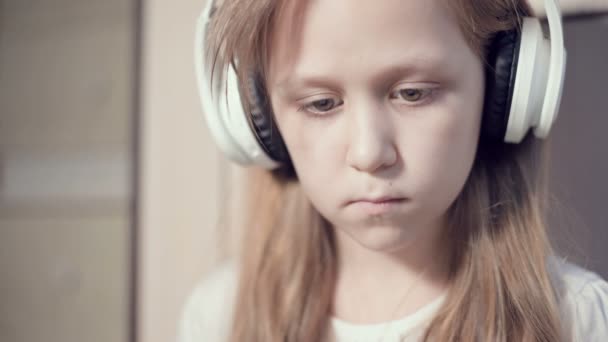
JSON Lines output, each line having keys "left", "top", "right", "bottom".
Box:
{"left": 335, "top": 224, "right": 418, "bottom": 253}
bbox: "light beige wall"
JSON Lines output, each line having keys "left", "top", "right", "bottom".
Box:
{"left": 138, "top": 0, "right": 243, "bottom": 341}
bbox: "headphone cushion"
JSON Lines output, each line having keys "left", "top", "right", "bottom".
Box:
{"left": 247, "top": 74, "right": 291, "bottom": 163}
{"left": 481, "top": 30, "right": 521, "bottom": 142}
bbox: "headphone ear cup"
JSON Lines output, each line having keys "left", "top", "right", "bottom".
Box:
{"left": 481, "top": 30, "right": 521, "bottom": 143}
{"left": 246, "top": 74, "right": 291, "bottom": 164}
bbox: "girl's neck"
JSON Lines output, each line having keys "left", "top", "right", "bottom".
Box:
{"left": 331, "top": 220, "right": 452, "bottom": 324}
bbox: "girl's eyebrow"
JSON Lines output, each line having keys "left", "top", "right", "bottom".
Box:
{"left": 274, "top": 56, "right": 452, "bottom": 97}
{"left": 275, "top": 75, "right": 342, "bottom": 98}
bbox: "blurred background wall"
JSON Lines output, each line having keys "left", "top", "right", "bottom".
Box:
{"left": 0, "top": 0, "right": 135, "bottom": 341}
{"left": 548, "top": 14, "right": 608, "bottom": 277}
{"left": 137, "top": 0, "right": 244, "bottom": 341}
{"left": 0, "top": 1, "right": 606, "bottom": 342}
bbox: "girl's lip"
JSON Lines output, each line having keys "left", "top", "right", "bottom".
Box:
{"left": 346, "top": 198, "right": 409, "bottom": 215}
{"left": 347, "top": 196, "right": 407, "bottom": 205}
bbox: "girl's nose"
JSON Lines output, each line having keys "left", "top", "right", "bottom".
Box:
{"left": 345, "top": 103, "right": 398, "bottom": 173}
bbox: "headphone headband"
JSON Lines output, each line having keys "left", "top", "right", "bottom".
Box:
{"left": 536, "top": 0, "right": 567, "bottom": 138}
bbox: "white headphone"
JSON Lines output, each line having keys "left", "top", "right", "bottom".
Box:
{"left": 194, "top": 0, "right": 567, "bottom": 169}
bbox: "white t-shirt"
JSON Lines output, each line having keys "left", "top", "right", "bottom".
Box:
{"left": 178, "top": 257, "right": 608, "bottom": 342}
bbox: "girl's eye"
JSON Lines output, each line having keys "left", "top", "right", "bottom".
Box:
{"left": 389, "top": 87, "right": 434, "bottom": 104}
{"left": 300, "top": 97, "right": 344, "bottom": 115}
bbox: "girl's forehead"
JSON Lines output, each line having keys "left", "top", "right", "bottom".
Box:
{"left": 270, "top": 0, "right": 458, "bottom": 45}
{"left": 268, "top": 0, "right": 470, "bottom": 88}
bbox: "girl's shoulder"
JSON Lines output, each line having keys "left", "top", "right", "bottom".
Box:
{"left": 176, "top": 257, "right": 608, "bottom": 341}
{"left": 550, "top": 256, "right": 608, "bottom": 341}
{"left": 178, "top": 260, "right": 239, "bottom": 342}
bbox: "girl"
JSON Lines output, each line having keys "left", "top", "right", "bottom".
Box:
{"left": 181, "top": 0, "right": 608, "bottom": 341}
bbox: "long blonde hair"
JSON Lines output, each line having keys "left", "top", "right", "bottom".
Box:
{"left": 206, "top": 0, "right": 566, "bottom": 340}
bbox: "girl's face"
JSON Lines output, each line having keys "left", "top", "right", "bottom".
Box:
{"left": 267, "top": 0, "right": 485, "bottom": 252}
